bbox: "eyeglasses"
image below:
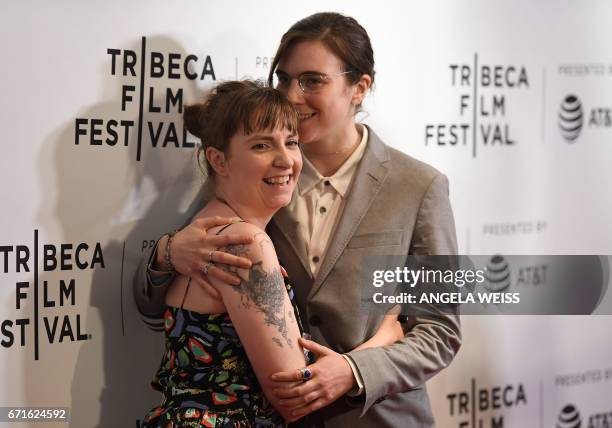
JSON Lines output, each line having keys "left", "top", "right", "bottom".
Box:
{"left": 273, "top": 71, "right": 353, "bottom": 94}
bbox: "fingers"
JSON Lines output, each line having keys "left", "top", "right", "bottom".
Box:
{"left": 207, "top": 232, "right": 253, "bottom": 247}
{"left": 192, "top": 217, "right": 253, "bottom": 271}
{"left": 208, "top": 233, "right": 253, "bottom": 252}
{"left": 205, "top": 234, "right": 253, "bottom": 270}
{"left": 298, "top": 337, "right": 331, "bottom": 355}
{"left": 198, "top": 216, "right": 240, "bottom": 231}
{"left": 278, "top": 390, "right": 320, "bottom": 407}
{"left": 207, "top": 264, "right": 242, "bottom": 286}
{"left": 273, "top": 381, "right": 316, "bottom": 399}
{"left": 207, "top": 245, "right": 252, "bottom": 269}
{"left": 270, "top": 379, "right": 303, "bottom": 390}
{"left": 271, "top": 367, "right": 312, "bottom": 382}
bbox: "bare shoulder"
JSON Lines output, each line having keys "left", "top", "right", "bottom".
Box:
{"left": 213, "top": 222, "right": 278, "bottom": 267}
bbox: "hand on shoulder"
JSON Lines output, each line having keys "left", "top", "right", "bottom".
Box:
{"left": 211, "top": 222, "right": 281, "bottom": 285}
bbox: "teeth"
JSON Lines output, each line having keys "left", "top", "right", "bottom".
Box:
{"left": 298, "top": 113, "right": 315, "bottom": 120}
{"left": 264, "top": 175, "right": 291, "bottom": 185}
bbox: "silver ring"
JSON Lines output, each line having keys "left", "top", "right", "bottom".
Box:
{"left": 298, "top": 367, "right": 313, "bottom": 381}
{"left": 208, "top": 250, "right": 215, "bottom": 262}
{"left": 202, "top": 262, "right": 213, "bottom": 275}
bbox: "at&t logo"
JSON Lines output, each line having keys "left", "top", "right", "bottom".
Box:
{"left": 558, "top": 93, "right": 612, "bottom": 143}
{"left": 558, "top": 95, "right": 583, "bottom": 142}
{"left": 483, "top": 255, "right": 511, "bottom": 292}
{"left": 557, "top": 403, "right": 612, "bottom": 428}
{"left": 557, "top": 404, "right": 581, "bottom": 428}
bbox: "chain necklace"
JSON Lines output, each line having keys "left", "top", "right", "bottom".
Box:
{"left": 303, "top": 130, "right": 361, "bottom": 157}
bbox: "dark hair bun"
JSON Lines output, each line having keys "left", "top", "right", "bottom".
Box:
{"left": 183, "top": 104, "right": 203, "bottom": 138}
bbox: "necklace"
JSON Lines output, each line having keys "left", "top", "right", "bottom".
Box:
{"left": 303, "top": 130, "right": 361, "bottom": 157}
{"left": 215, "top": 195, "right": 242, "bottom": 221}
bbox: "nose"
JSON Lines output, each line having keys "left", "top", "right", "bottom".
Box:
{"left": 284, "top": 78, "right": 304, "bottom": 105}
{"left": 273, "top": 145, "right": 294, "bottom": 169}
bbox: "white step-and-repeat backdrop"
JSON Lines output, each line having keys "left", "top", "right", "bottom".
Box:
{"left": 1, "top": 1, "right": 611, "bottom": 427}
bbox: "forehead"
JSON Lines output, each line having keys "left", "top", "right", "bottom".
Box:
{"left": 233, "top": 126, "right": 296, "bottom": 143}
{"left": 277, "top": 39, "right": 344, "bottom": 75}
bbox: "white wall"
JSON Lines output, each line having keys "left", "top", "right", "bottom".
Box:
{"left": 1, "top": 1, "right": 611, "bottom": 426}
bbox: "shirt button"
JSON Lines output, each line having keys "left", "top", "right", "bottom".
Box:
{"left": 324, "top": 180, "right": 331, "bottom": 186}
{"left": 309, "top": 315, "right": 321, "bottom": 326}
{"left": 319, "top": 206, "right": 327, "bottom": 214}
{"left": 312, "top": 256, "right": 320, "bottom": 263}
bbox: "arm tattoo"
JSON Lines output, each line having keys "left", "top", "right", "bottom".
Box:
{"left": 222, "top": 240, "right": 293, "bottom": 349}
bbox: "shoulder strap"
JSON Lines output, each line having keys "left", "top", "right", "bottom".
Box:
{"left": 215, "top": 220, "right": 245, "bottom": 235}
{"left": 180, "top": 278, "right": 192, "bottom": 310}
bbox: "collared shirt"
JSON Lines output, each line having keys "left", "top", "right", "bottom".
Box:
{"left": 288, "top": 125, "right": 369, "bottom": 277}
{"left": 289, "top": 125, "right": 368, "bottom": 397}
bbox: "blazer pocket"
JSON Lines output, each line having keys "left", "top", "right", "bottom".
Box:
{"left": 346, "top": 230, "right": 404, "bottom": 249}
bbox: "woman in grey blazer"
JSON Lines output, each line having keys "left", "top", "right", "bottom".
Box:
{"left": 135, "top": 12, "right": 460, "bottom": 428}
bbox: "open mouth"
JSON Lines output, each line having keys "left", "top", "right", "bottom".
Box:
{"left": 263, "top": 175, "right": 292, "bottom": 186}
{"left": 298, "top": 112, "right": 316, "bottom": 121}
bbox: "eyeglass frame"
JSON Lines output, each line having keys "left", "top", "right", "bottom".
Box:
{"left": 273, "top": 70, "right": 354, "bottom": 94}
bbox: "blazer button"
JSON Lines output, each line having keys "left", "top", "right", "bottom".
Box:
{"left": 309, "top": 315, "right": 322, "bottom": 326}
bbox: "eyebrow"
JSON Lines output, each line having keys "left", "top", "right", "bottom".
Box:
{"left": 247, "top": 134, "right": 298, "bottom": 142}
{"left": 246, "top": 135, "right": 275, "bottom": 142}
{"left": 245, "top": 133, "right": 298, "bottom": 142}
{"left": 275, "top": 69, "right": 324, "bottom": 76}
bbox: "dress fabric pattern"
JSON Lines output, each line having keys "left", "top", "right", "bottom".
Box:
{"left": 142, "top": 280, "right": 308, "bottom": 428}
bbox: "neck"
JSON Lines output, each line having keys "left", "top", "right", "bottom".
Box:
{"left": 212, "top": 188, "right": 273, "bottom": 231}
{"left": 303, "top": 123, "right": 362, "bottom": 176}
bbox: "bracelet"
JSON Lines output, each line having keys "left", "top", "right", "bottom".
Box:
{"left": 163, "top": 230, "right": 178, "bottom": 272}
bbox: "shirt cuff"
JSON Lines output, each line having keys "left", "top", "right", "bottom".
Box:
{"left": 341, "top": 354, "right": 365, "bottom": 396}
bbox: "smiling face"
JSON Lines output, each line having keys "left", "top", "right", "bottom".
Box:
{"left": 208, "top": 125, "right": 302, "bottom": 218}
{"left": 275, "top": 40, "right": 359, "bottom": 146}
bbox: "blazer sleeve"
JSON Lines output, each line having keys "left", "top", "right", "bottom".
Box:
{"left": 346, "top": 173, "right": 462, "bottom": 416}
{"left": 133, "top": 238, "right": 176, "bottom": 327}
{"left": 132, "top": 183, "right": 212, "bottom": 328}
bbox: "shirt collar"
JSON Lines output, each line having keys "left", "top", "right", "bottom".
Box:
{"left": 298, "top": 125, "right": 368, "bottom": 197}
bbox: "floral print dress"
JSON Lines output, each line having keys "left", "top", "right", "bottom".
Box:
{"left": 142, "top": 272, "right": 310, "bottom": 428}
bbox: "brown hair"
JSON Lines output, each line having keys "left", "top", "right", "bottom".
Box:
{"left": 184, "top": 80, "right": 299, "bottom": 177}
{"left": 268, "top": 12, "right": 375, "bottom": 93}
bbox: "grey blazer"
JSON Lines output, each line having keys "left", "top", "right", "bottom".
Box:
{"left": 134, "top": 127, "right": 461, "bottom": 428}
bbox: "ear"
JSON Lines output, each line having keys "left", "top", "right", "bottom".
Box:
{"left": 351, "top": 74, "right": 372, "bottom": 106}
{"left": 205, "top": 147, "right": 229, "bottom": 177}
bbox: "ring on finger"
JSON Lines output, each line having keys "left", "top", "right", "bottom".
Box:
{"left": 208, "top": 250, "right": 215, "bottom": 262}
{"left": 298, "top": 367, "right": 313, "bottom": 381}
{"left": 202, "top": 262, "right": 214, "bottom": 275}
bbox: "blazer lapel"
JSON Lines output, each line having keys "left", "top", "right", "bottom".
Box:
{"left": 308, "top": 127, "right": 390, "bottom": 300}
